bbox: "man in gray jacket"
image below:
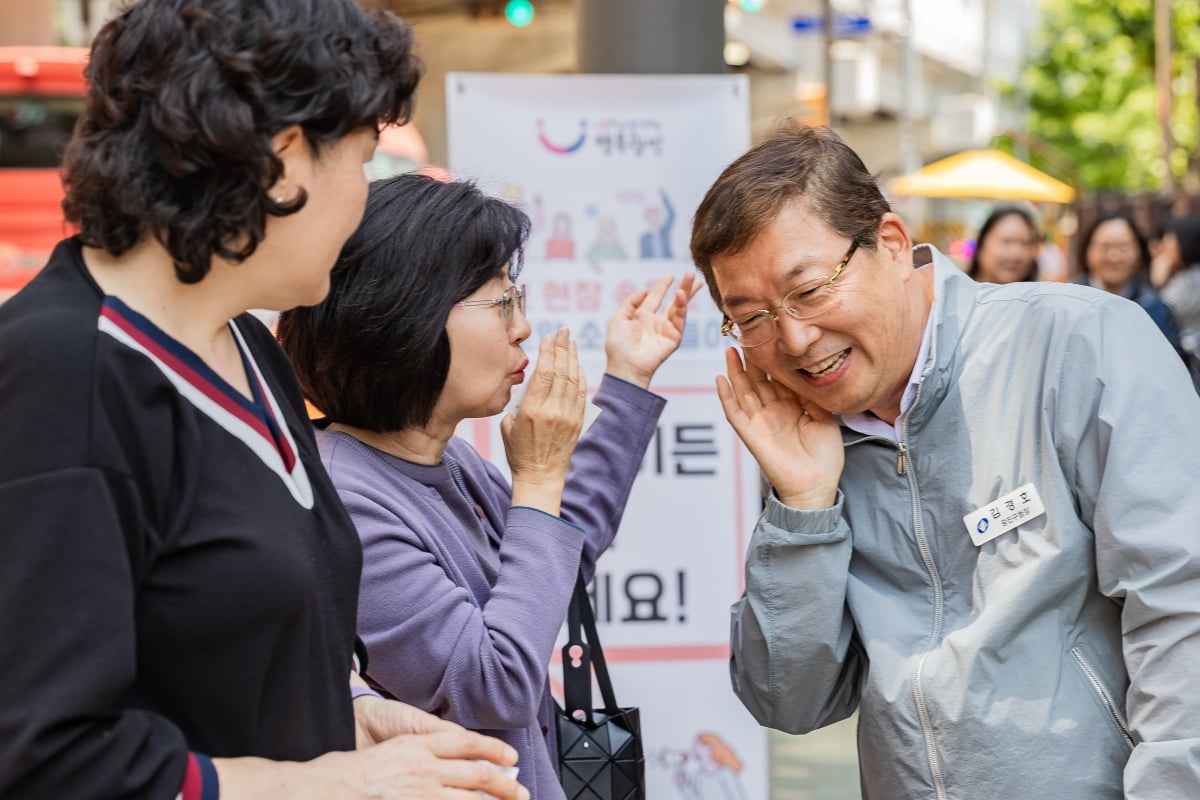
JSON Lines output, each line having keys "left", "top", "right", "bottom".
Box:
{"left": 689, "top": 121, "right": 1200, "bottom": 799}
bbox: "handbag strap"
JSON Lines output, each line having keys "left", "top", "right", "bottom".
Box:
{"left": 562, "top": 573, "right": 620, "bottom": 718}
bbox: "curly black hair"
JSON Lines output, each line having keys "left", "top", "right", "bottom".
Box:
{"left": 62, "top": 0, "right": 423, "bottom": 284}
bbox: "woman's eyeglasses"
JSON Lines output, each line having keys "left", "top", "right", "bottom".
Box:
{"left": 454, "top": 284, "right": 526, "bottom": 324}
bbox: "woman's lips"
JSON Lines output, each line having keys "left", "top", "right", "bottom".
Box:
{"left": 511, "top": 358, "right": 529, "bottom": 382}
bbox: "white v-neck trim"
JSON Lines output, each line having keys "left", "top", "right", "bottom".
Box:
{"left": 98, "top": 306, "right": 314, "bottom": 509}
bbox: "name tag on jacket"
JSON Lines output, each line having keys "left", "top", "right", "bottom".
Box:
{"left": 963, "top": 483, "right": 1046, "bottom": 546}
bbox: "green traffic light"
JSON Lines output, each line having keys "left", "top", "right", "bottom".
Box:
{"left": 505, "top": 0, "right": 534, "bottom": 27}
{"left": 738, "top": 0, "right": 766, "bottom": 12}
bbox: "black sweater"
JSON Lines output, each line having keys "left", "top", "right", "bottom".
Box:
{"left": 0, "top": 239, "right": 362, "bottom": 798}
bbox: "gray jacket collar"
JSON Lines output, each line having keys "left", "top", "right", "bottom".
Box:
{"left": 905, "top": 244, "right": 978, "bottom": 431}
{"left": 838, "top": 244, "right": 976, "bottom": 442}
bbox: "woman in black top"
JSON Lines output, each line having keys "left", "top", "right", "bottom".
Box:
{"left": 0, "top": 1, "right": 525, "bottom": 798}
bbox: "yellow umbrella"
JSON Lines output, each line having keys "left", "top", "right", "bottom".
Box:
{"left": 887, "top": 149, "right": 1075, "bottom": 204}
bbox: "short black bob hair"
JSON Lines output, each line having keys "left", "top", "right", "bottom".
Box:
{"left": 278, "top": 173, "right": 530, "bottom": 432}
{"left": 62, "top": 0, "right": 422, "bottom": 284}
{"left": 969, "top": 206, "right": 1039, "bottom": 280}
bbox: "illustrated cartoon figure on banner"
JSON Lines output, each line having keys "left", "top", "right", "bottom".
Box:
{"left": 546, "top": 211, "right": 575, "bottom": 260}
{"left": 586, "top": 214, "right": 628, "bottom": 273}
{"left": 641, "top": 189, "right": 676, "bottom": 259}
{"left": 654, "top": 732, "right": 747, "bottom": 800}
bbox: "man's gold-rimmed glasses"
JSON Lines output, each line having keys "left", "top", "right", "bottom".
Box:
{"left": 721, "top": 240, "right": 859, "bottom": 348}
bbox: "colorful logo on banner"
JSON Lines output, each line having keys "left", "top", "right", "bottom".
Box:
{"left": 537, "top": 119, "right": 587, "bottom": 154}
{"left": 537, "top": 118, "right": 664, "bottom": 157}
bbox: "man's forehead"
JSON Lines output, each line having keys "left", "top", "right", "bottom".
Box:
{"left": 750, "top": 200, "right": 838, "bottom": 252}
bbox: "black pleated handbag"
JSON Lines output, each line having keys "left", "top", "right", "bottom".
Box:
{"left": 556, "top": 574, "right": 645, "bottom": 800}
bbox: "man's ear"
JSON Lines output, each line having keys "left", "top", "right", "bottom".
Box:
{"left": 266, "top": 125, "right": 308, "bottom": 203}
{"left": 876, "top": 211, "right": 914, "bottom": 275}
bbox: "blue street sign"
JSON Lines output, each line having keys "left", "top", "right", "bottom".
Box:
{"left": 791, "top": 14, "right": 872, "bottom": 36}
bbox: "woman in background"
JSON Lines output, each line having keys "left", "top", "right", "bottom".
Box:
{"left": 1160, "top": 215, "right": 1200, "bottom": 390}
{"left": 1072, "top": 212, "right": 1180, "bottom": 349}
{"left": 0, "top": 2, "right": 524, "bottom": 798}
{"left": 969, "top": 206, "right": 1040, "bottom": 284}
{"left": 279, "top": 173, "right": 698, "bottom": 799}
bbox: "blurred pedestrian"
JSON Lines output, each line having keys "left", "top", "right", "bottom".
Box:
{"left": 0, "top": 2, "right": 526, "bottom": 799}
{"left": 691, "top": 121, "right": 1200, "bottom": 800}
{"left": 968, "top": 206, "right": 1040, "bottom": 284}
{"left": 1160, "top": 215, "right": 1200, "bottom": 391}
{"left": 1072, "top": 212, "right": 1180, "bottom": 348}
{"left": 1148, "top": 217, "right": 1180, "bottom": 289}
{"left": 278, "top": 173, "right": 699, "bottom": 800}
{"left": 1148, "top": 209, "right": 1200, "bottom": 290}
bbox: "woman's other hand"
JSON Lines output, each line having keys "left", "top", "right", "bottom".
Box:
{"left": 604, "top": 272, "right": 703, "bottom": 389}
{"left": 502, "top": 328, "right": 587, "bottom": 515}
{"left": 215, "top": 729, "right": 527, "bottom": 800}
{"left": 353, "top": 693, "right": 460, "bottom": 748}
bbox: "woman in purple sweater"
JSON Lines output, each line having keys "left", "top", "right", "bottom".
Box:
{"left": 278, "top": 174, "right": 698, "bottom": 799}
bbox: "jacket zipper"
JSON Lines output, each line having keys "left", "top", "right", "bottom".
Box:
{"left": 899, "top": 401, "right": 947, "bottom": 799}
{"left": 1070, "top": 646, "right": 1135, "bottom": 748}
{"left": 911, "top": 657, "right": 945, "bottom": 799}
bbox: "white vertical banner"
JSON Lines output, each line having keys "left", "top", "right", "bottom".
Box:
{"left": 447, "top": 73, "right": 765, "bottom": 799}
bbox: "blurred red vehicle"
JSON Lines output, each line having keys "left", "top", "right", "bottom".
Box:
{"left": 0, "top": 46, "right": 88, "bottom": 299}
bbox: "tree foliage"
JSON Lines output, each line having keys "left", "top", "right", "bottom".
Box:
{"left": 1018, "top": 0, "right": 1200, "bottom": 192}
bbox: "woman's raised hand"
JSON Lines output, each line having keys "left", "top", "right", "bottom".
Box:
{"left": 604, "top": 272, "right": 702, "bottom": 389}
{"left": 502, "top": 328, "right": 587, "bottom": 516}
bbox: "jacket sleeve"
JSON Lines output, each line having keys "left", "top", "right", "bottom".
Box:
{"left": 1058, "top": 298, "right": 1200, "bottom": 799}
{"left": 0, "top": 467, "right": 194, "bottom": 799}
{"left": 558, "top": 374, "right": 665, "bottom": 581}
{"left": 729, "top": 490, "right": 866, "bottom": 734}
{"left": 347, "top": 488, "right": 584, "bottom": 730}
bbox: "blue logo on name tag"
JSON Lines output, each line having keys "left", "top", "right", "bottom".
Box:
{"left": 976, "top": 518, "right": 989, "bottom": 535}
